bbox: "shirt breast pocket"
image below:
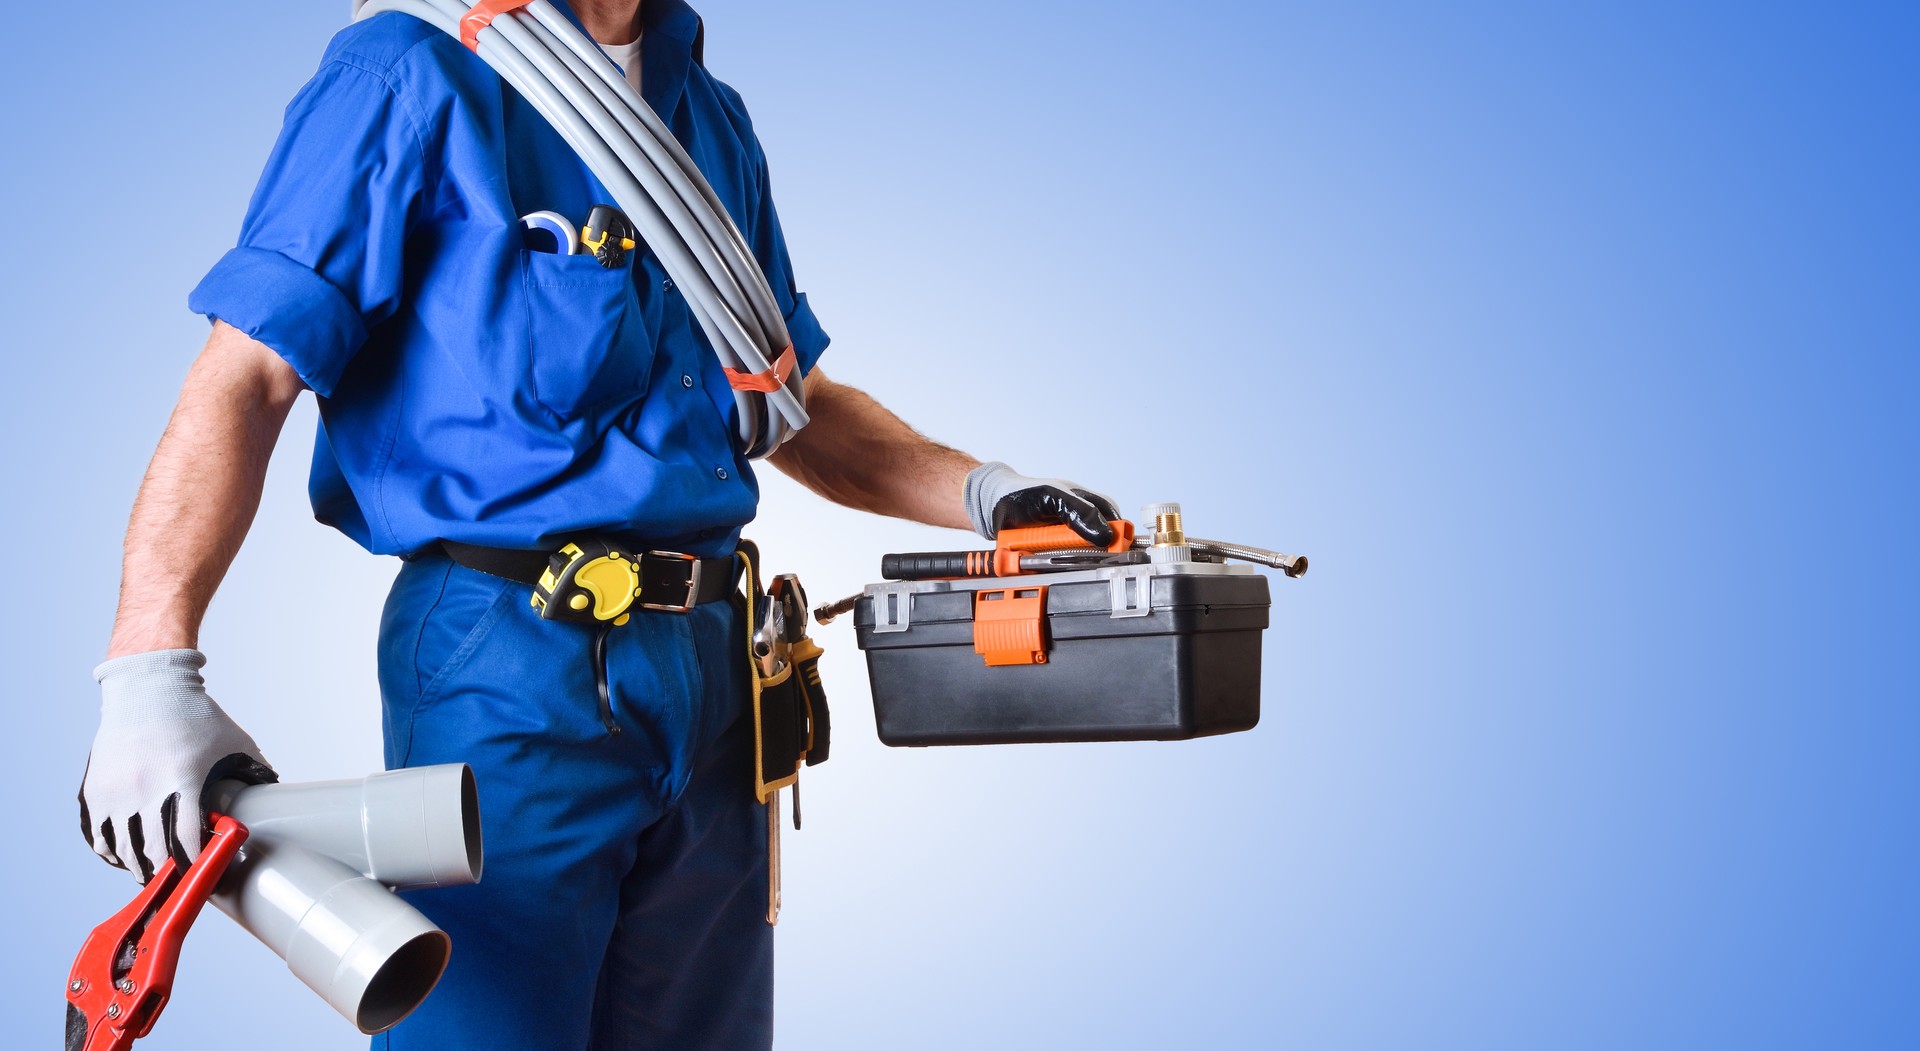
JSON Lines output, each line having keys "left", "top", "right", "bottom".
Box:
{"left": 520, "top": 250, "right": 657, "bottom": 419}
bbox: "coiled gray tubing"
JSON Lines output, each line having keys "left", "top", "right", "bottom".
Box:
{"left": 374, "top": 0, "right": 805, "bottom": 449}
{"left": 355, "top": 0, "right": 807, "bottom": 453}
{"left": 523, "top": 1, "right": 789, "bottom": 346}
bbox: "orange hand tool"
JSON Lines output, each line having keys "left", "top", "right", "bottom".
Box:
{"left": 879, "top": 519, "right": 1136, "bottom": 581}
{"left": 66, "top": 815, "right": 248, "bottom": 1051}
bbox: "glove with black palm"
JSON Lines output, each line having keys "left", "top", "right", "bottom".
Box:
{"left": 963, "top": 462, "right": 1122, "bottom": 547}
{"left": 80, "top": 649, "right": 277, "bottom": 882}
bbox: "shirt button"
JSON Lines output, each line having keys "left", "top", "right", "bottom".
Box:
{"left": 662, "top": 278, "right": 675, "bottom": 292}
{"left": 715, "top": 467, "right": 729, "bottom": 481}
{"left": 682, "top": 373, "right": 694, "bottom": 388}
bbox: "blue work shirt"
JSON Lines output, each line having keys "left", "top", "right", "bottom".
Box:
{"left": 189, "top": 0, "right": 828, "bottom": 558}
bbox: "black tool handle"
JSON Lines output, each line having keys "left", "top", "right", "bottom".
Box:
{"left": 800, "top": 654, "right": 830, "bottom": 766}
{"left": 880, "top": 551, "right": 996, "bottom": 580}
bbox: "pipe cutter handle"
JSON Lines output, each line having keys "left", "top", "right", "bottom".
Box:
{"left": 67, "top": 814, "right": 249, "bottom": 1051}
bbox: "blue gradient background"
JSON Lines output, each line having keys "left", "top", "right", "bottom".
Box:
{"left": 3, "top": 1, "right": 1914, "bottom": 1047}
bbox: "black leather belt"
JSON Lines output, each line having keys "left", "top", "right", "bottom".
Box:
{"left": 439, "top": 539, "right": 738, "bottom": 613}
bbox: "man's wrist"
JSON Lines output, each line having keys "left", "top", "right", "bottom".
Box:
{"left": 963, "top": 462, "right": 1016, "bottom": 537}
{"left": 107, "top": 613, "right": 200, "bottom": 661}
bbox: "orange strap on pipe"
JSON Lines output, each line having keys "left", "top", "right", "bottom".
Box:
{"left": 725, "top": 345, "right": 797, "bottom": 394}
{"left": 460, "top": 0, "right": 535, "bottom": 50}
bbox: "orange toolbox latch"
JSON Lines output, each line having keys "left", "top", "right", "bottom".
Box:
{"left": 972, "top": 586, "right": 1049, "bottom": 667}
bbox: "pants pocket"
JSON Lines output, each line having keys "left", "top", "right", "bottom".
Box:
{"left": 379, "top": 559, "right": 516, "bottom": 767}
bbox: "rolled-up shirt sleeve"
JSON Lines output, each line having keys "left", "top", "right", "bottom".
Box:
{"left": 189, "top": 56, "right": 431, "bottom": 397}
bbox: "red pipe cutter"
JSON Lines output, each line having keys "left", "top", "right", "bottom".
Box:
{"left": 65, "top": 814, "right": 248, "bottom": 1051}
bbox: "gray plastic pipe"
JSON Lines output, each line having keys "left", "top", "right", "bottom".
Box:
{"left": 495, "top": 1, "right": 807, "bottom": 453}
{"left": 354, "top": 0, "right": 808, "bottom": 456}
{"left": 370, "top": 0, "right": 759, "bottom": 357}
{"left": 487, "top": 6, "right": 766, "bottom": 340}
{"left": 513, "top": 0, "right": 806, "bottom": 454}
{"left": 378, "top": 0, "right": 795, "bottom": 376}
{"left": 502, "top": 7, "right": 792, "bottom": 456}
{"left": 516, "top": 0, "right": 807, "bottom": 454}
{"left": 419, "top": 0, "right": 802, "bottom": 453}
{"left": 521, "top": 1, "right": 788, "bottom": 341}
{"left": 400, "top": 0, "right": 800, "bottom": 454}
{"left": 212, "top": 839, "right": 450, "bottom": 1034}
{"left": 354, "top": 0, "right": 783, "bottom": 344}
{"left": 205, "top": 765, "right": 482, "bottom": 1034}
{"left": 207, "top": 764, "right": 483, "bottom": 890}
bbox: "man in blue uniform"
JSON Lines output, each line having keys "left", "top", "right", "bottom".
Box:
{"left": 76, "top": 1, "right": 1119, "bottom": 1047}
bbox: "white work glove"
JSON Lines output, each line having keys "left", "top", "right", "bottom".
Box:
{"left": 963, "top": 462, "right": 1122, "bottom": 546}
{"left": 80, "top": 649, "right": 276, "bottom": 882}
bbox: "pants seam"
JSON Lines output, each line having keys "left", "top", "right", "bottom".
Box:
{"left": 410, "top": 559, "right": 456, "bottom": 701}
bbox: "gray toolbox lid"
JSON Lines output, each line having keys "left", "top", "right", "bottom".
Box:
{"left": 854, "top": 562, "right": 1271, "bottom": 641}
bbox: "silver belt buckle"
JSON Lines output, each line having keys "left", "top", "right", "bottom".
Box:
{"left": 640, "top": 550, "right": 702, "bottom": 612}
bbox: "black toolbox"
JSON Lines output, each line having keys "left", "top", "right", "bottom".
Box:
{"left": 852, "top": 563, "right": 1271, "bottom": 746}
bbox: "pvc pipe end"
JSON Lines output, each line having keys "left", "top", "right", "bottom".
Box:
{"left": 280, "top": 858, "right": 452, "bottom": 1034}
{"left": 357, "top": 764, "right": 485, "bottom": 889}
{"left": 430, "top": 763, "right": 484, "bottom": 885}
{"left": 354, "top": 930, "right": 452, "bottom": 1034}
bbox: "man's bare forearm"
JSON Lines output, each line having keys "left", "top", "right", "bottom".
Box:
{"left": 107, "top": 322, "right": 305, "bottom": 658}
{"left": 769, "top": 369, "right": 978, "bottom": 531}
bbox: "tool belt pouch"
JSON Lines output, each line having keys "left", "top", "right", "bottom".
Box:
{"left": 739, "top": 542, "right": 831, "bottom": 804}
{"left": 752, "top": 664, "right": 805, "bottom": 801}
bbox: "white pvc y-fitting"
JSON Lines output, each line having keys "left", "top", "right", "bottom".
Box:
{"left": 206, "top": 764, "right": 482, "bottom": 1033}
{"left": 211, "top": 838, "right": 451, "bottom": 1034}
{"left": 210, "top": 765, "right": 483, "bottom": 889}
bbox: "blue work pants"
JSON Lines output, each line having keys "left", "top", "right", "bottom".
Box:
{"left": 371, "top": 554, "right": 772, "bottom": 1050}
